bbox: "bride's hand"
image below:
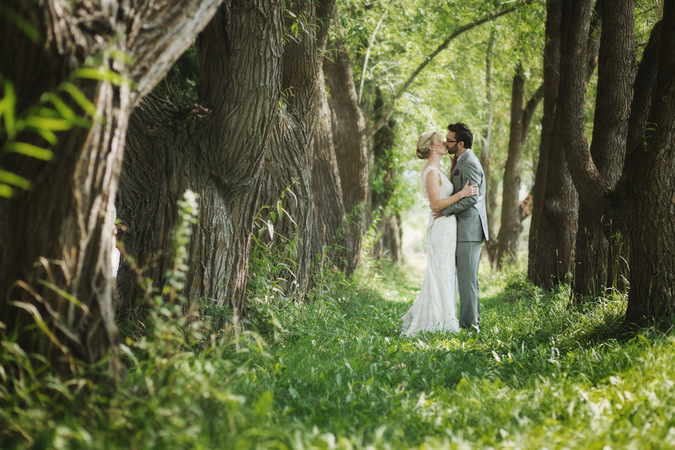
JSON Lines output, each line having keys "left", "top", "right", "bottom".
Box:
{"left": 460, "top": 180, "right": 479, "bottom": 198}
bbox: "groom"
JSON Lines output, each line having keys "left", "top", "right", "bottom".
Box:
{"left": 439, "top": 122, "right": 488, "bottom": 333}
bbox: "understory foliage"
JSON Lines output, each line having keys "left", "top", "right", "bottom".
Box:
{"left": 2, "top": 213, "right": 675, "bottom": 448}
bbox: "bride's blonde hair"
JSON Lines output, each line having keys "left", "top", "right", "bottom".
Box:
{"left": 416, "top": 131, "right": 443, "bottom": 159}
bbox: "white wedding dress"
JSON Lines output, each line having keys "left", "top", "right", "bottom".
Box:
{"left": 401, "top": 166, "right": 459, "bottom": 336}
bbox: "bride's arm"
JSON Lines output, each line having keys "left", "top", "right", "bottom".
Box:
{"left": 426, "top": 175, "right": 478, "bottom": 212}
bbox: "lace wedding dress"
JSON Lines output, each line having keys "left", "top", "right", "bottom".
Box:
{"left": 401, "top": 166, "right": 459, "bottom": 336}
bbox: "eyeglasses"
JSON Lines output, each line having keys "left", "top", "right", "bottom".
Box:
{"left": 446, "top": 140, "right": 459, "bottom": 144}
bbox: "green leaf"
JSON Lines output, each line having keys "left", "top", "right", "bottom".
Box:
{"left": 254, "top": 391, "right": 274, "bottom": 416}
{"left": 37, "top": 279, "right": 91, "bottom": 314}
{"left": 0, "top": 80, "right": 17, "bottom": 139}
{"left": 60, "top": 82, "right": 98, "bottom": 117}
{"left": 24, "top": 115, "right": 74, "bottom": 131}
{"left": 0, "top": 183, "right": 14, "bottom": 198}
{"left": 44, "top": 93, "right": 91, "bottom": 127}
{"left": 5, "top": 142, "right": 53, "bottom": 160}
{"left": 0, "top": 170, "right": 31, "bottom": 189}
{"left": 72, "top": 67, "right": 128, "bottom": 87}
{"left": 267, "top": 222, "right": 275, "bottom": 241}
{"left": 8, "top": 300, "right": 66, "bottom": 353}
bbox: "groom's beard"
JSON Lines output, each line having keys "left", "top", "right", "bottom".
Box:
{"left": 448, "top": 143, "right": 459, "bottom": 155}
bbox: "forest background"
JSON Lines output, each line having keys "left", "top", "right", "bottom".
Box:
{"left": 1, "top": 0, "right": 674, "bottom": 447}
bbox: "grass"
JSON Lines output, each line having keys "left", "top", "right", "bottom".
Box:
{"left": 2, "top": 255, "right": 675, "bottom": 449}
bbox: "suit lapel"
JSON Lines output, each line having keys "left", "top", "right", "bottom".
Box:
{"left": 454, "top": 150, "right": 471, "bottom": 173}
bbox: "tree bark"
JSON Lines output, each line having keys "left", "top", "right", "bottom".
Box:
{"left": 622, "top": 6, "right": 675, "bottom": 322}
{"left": 572, "top": 0, "right": 635, "bottom": 299}
{"left": 324, "top": 35, "right": 370, "bottom": 275}
{"left": 528, "top": 0, "right": 563, "bottom": 287}
{"left": 496, "top": 66, "right": 526, "bottom": 268}
{"left": 495, "top": 64, "right": 544, "bottom": 270}
{"left": 528, "top": 0, "right": 599, "bottom": 288}
{"left": 309, "top": 63, "right": 347, "bottom": 267}
{"left": 309, "top": 0, "right": 348, "bottom": 268}
{"left": 0, "top": 0, "right": 221, "bottom": 378}
{"left": 495, "top": 66, "right": 544, "bottom": 268}
{"left": 562, "top": 0, "right": 675, "bottom": 323}
{"left": 118, "top": 0, "right": 329, "bottom": 313}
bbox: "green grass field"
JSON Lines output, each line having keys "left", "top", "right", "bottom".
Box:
{"left": 2, "top": 257, "right": 675, "bottom": 449}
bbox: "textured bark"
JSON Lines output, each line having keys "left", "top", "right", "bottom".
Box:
{"left": 309, "top": 0, "right": 347, "bottom": 266}
{"left": 528, "top": 0, "right": 563, "bottom": 286}
{"left": 562, "top": 0, "right": 675, "bottom": 323}
{"left": 310, "top": 63, "right": 347, "bottom": 265}
{"left": 528, "top": 0, "right": 599, "bottom": 288}
{"left": 0, "top": 0, "right": 221, "bottom": 377}
{"left": 573, "top": 0, "right": 635, "bottom": 299}
{"left": 324, "top": 36, "right": 370, "bottom": 275}
{"left": 372, "top": 213, "right": 402, "bottom": 263}
{"left": 622, "top": 7, "right": 675, "bottom": 322}
{"left": 495, "top": 66, "right": 544, "bottom": 268}
{"left": 118, "top": 0, "right": 329, "bottom": 313}
{"left": 496, "top": 67, "right": 526, "bottom": 267}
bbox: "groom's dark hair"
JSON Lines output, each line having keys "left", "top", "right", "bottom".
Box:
{"left": 447, "top": 122, "right": 473, "bottom": 149}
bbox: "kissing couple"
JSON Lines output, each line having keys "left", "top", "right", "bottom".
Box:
{"left": 401, "top": 122, "right": 489, "bottom": 337}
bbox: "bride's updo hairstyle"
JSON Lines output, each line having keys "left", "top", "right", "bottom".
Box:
{"left": 416, "top": 131, "right": 442, "bottom": 159}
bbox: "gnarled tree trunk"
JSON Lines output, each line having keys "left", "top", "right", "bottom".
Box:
{"left": 572, "top": 0, "right": 634, "bottom": 300}
{"left": 117, "top": 0, "right": 330, "bottom": 313}
{"left": 561, "top": 0, "right": 675, "bottom": 323}
{"left": 0, "top": 0, "right": 221, "bottom": 378}
{"left": 528, "top": 0, "right": 599, "bottom": 288}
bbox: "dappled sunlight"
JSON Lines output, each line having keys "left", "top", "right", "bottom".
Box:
{"left": 233, "top": 260, "right": 675, "bottom": 448}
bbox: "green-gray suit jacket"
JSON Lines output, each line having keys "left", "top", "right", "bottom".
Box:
{"left": 441, "top": 149, "right": 489, "bottom": 242}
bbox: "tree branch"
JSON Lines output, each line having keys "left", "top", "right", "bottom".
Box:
{"left": 520, "top": 83, "right": 544, "bottom": 143}
{"left": 366, "top": 1, "right": 530, "bottom": 139}
{"left": 358, "top": 4, "right": 389, "bottom": 104}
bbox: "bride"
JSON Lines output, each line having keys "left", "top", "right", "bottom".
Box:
{"left": 401, "top": 131, "right": 478, "bottom": 336}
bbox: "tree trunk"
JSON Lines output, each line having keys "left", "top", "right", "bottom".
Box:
{"left": 371, "top": 87, "right": 401, "bottom": 263}
{"left": 309, "top": 62, "right": 347, "bottom": 267}
{"left": 494, "top": 66, "right": 524, "bottom": 268}
{"left": 482, "top": 27, "right": 499, "bottom": 265}
{"left": 309, "top": 0, "right": 348, "bottom": 268}
{"left": 573, "top": 0, "right": 635, "bottom": 299}
{"left": 528, "top": 0, "right": 598, "bottom": 288}
{"left": 496, "top": 66, "right": 544, "bottom": 269}
{"left": 496, "top": 66, "right": 526, "bottom": 268}
{"left": 561, "top": 0, "right": 675, "bottom": 323}
{"left": 623, "top": 6, "right": 675, "bottom": 321}
{"left": 324, "top": 35, "right": 370, "bottom": 275}
{"left": 0, "top": 0, "right": 221, "bottom": 378}
{"left": 118, "top": 0, "right": 327, "bottom": 313}
{"left": 528, "top": 0, "right": 563, "bottom": 287}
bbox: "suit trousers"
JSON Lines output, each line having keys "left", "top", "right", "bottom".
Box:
{"left": 456, "top": 240, "right": 483, "bottom": 330}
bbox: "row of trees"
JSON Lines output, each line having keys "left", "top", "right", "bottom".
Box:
{"left": 531, "top": 0, "right": 674, "bottom": 325}
{"left": 1, "top": 0, "right": 673, "bottom": 381}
